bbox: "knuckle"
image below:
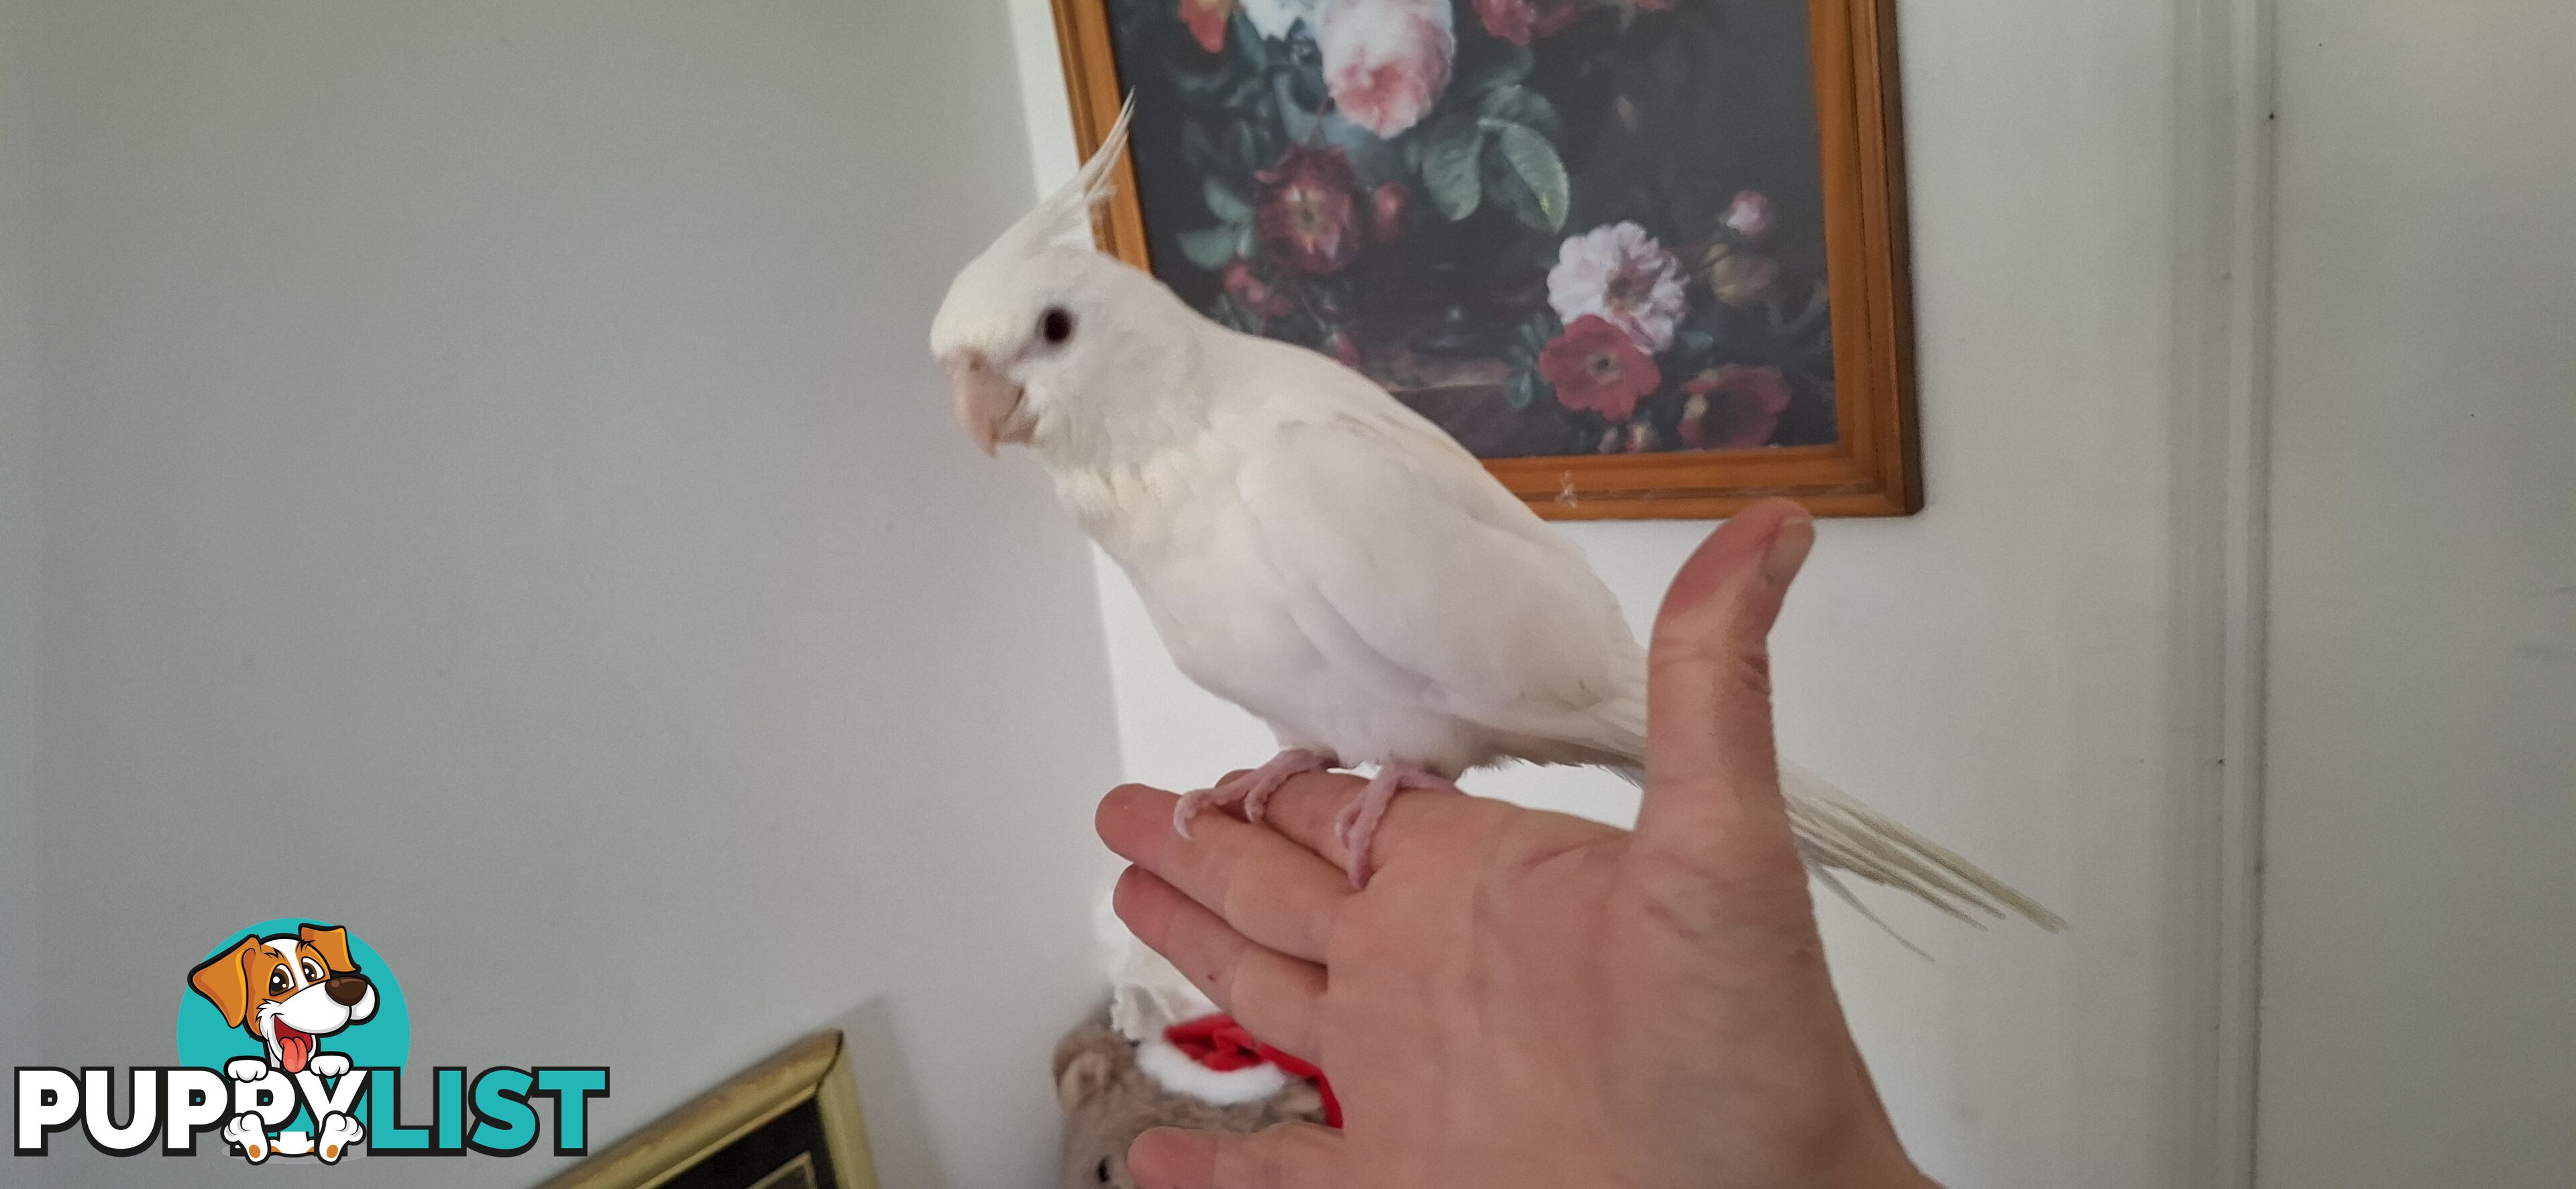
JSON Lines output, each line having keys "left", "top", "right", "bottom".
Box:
{"left": 1724, "top": 644, "right": 1773, "bottom": 699}
{"left": 1648, "top": 638, "right": 1773, "bottom": 700}
{"left": 1629, "top": 838, "right": 1807, "bottom": 933}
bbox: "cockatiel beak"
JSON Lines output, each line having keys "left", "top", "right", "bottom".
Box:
{"left": 941, "top": 349, "right": 1032, "bottom": 457}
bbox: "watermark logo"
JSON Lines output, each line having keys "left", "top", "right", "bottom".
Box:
{"left": 178, "top": 919, "right": 407, "bottom": 1161}
{"left": 14, "top": 918, "right": 608, "bottom": 1165}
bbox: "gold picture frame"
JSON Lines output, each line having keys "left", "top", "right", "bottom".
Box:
{"left": 537, "top": 1030, "right": 878, "bottom": 1189}
{"left": 1048, "top": 0, "right": 1921, "bottom": 519}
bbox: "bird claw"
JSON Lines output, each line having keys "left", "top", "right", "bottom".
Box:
{"left": 1334, "top": 765, "right": 1462, "bottom": 888}
{"left": 1174, "top": 748, "right": 1338, "bottom": 837}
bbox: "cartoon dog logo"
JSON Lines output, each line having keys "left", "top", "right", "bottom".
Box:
{"left": 186, "top": 923, "right": 376, "bottom": 1161}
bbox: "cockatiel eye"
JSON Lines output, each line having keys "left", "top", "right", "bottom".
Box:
{"left": 1040, "top": 306, "right": 1074, "bottom": 346}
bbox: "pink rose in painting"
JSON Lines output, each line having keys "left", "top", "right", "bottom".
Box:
{"left": 1370, "top": 182, "right": 1411, "bottom": 243}
{"left": 1548, "top": 221, "right": 1690, "bottom": 353}
{"left": 1678, "top": 364, "right": 1792, "bottom": 450}
{"left": 1540, "top": 315, "right": 1662, "bottom": 422}
{"left": 1318, "top": 0, "right": 1454, "bottom": 139}
{"left": 1723, "top": 189, "right": 1774, "bottom": 241}
{"left": 1472, "top": 0, "right": 1585, "bottom": 46}
{"left": 1181, "top": 0, "right": 1236, "bottom": 52}
{"left": 1254, "top": 144, "right": 1364, "bottom": 276}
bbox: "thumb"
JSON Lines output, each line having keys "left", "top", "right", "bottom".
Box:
{"left": 1128, "top": 1123, "right": 1343, "bottom": 1189}
{"left": 1631, "top": 497, "right": 1814, "bottom": 881}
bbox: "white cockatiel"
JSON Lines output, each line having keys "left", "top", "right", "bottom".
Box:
{"left": 930, "top": 104, "right": 2059, "bottom": 933}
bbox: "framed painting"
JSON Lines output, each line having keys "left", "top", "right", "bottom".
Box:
{"left": 1049, "top": 0, "right": 1919, "bottom": 518}
{"left": 537, "top": 1031, "right": 877, "bottom": 1189}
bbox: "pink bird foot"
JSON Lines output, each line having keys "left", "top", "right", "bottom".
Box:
{"left": 1332, "top": 762, "right": 1463, "bottom": 888}
{"left": 1174, "top": 748, "right": 1340, "bottom": 838}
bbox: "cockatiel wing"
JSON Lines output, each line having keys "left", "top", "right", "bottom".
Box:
{"left": 1228, "top": 395, "right": 1648, "bottom": 770}
{"left": 1218, "top": 349, "right": 2062, "bottom": 936}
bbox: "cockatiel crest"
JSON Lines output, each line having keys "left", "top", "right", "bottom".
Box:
{"left": 929, "top": 100, "right": 2061, "bottom": 940}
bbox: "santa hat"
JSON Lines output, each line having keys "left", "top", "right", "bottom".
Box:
{"left": 1142, "top": 1015, "right": 1342, "bottom": 1128}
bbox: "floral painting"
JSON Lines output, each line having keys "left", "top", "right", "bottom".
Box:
{"left": 1095, "top": 0, "right": 1840, "bottom": 459}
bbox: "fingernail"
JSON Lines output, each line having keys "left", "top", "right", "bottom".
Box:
{"left": 1761, "top": 514, "right": 1815, "bottom": 587}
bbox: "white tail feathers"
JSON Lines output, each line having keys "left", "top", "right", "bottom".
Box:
{"left": 1778, "top": 763, "right": 2067, "bottom": 933}
{"left": 1002, "top": 95, "right": 1135, "bottom": 257}
{"left": 1611, "top": 760, "right": 2065, "bottom": 943}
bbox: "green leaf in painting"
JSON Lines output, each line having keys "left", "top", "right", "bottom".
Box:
{"left": 1484, "top": 153, "right": 1543, "bottom": 234}
{"left": 1421, "top": 115, "right": 1485, "bottom": 220}
{"left": 1480, "top": 121, "right": 1569, "bottom": 232}
{"left": 1229, "top": 123, "right": 1258, "bottom": 172}
{"left": 1177, "top": 225, "right": 1241, "bottom": 271}
{"left": 1203, "top": 176, "right": 1254, "bottom": 224}
{"left": 1182, "top": 121, "right": 1221, "bottom": 174}
{"left": 1227, "top": 10, "right": 1271, "bottom": 68}
{"left": 1476, "top": 85, "right": 1564, "bottom": 142}
{"left": 1210, "top": 293, "right": 1260, "bottom": 333}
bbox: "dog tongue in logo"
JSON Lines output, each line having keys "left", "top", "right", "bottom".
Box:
{"left": 275, "top": 1021, "right": 315, "bottom": 1074}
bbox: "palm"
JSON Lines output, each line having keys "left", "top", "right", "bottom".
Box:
{"left": 1095, "top": 500, "right": 1930, "bottom": 1189}
{"left": 1333, "top": 801, "right": 1644, "bottom": 1187}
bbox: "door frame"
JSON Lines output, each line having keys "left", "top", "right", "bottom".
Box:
{"left": 2167, "top": 0, "right": 2275, "bottom": 1182}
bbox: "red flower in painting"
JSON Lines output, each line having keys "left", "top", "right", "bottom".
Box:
{"left": 1370, "top": 182, "right": 1411, "bottom": 243}
{"left": 1181, "top": 0, "right": 1237, "bottom": 53}
{"left": 1324, "top": 328, "right": 1363, "bottom": 367}
{"left": 1254, "top": 144, "right": 1364, "bottom": 276}
{"left": 1678, "top": 364, "right": 1792, "bottom": 449}
{"left": 1472, "top": 0, "right": 1583, "bottom": 46}
{"left": 1223, "top": 258, "right": 1295, "bottom": 317}
{"left": 1539, "top": 315, "right": 1662, "bottom": 422}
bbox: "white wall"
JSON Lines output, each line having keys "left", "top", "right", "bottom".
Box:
{"left": 0, "top": 0, "right": 43, "bottom": 1105}
{"left": 1010, "top": 3, "right": 2224, "bottom": 1186}
{"left": 5, "top": 3, "right": 1125, "bottom": 1186}
{"left": 2257, "top": 3, "right": 2576, "bottom": 1184}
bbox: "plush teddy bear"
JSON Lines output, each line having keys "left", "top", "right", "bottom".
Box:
{"left": 1053, "top": 1008, "right": 1326, "bottom": 1189}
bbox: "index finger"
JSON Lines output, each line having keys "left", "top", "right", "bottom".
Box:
{"left": 1243, "top": 769, "right": 1453, "bottom": 879}
{"left": 1095, "top": 783, "right": 1352, "bottom": 962}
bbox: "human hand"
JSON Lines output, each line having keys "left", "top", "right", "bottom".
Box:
{"left": 1094, "top": 498, "right": 1934, "bottom": 1189}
